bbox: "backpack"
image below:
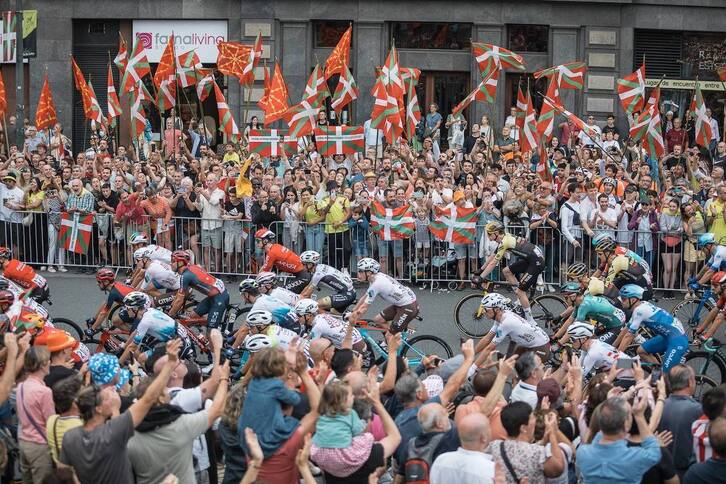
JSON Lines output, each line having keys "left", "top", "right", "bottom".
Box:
{"left": 404, "top": 432, "right": 446, "bottom": 483}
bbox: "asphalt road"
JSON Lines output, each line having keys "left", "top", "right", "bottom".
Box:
{"left": 43, "top": 272, "right": 685, "bottom": 356}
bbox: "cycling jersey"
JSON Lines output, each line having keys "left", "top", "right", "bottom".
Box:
{"left": 489, "top": 310, "right": 549, "bottom": 347}
{"left": 614, "top": 247, "right": 650, "bottom": 271}
{"left": 3, "top": 260, "right": 47, "bottom": 291}
{"left": 605, "top": 253, "right": 652, "bottom": 286}
{"left": 580, "top": 339, "right": 627, "bottom": 376}
{"left": 6, "top": 298, "right": 49, "bottom": 326}
{"left": 309, "top": 312, "right": 363, "bottom": 348}
{"left": 133, "top": 308, "right": 188, "bottom": 345}
{"left": 142, "top": 245, "right": 172, "bottom": 264}
{"left": 179, "top": 265, "right": 226, "bottom": 297}
{"left": 263, "top": 325, "right": 311, "bottom": 364}
{"left": 707, "top": 245, "right": 726, "bottom": 271}
{"left": 575, "top": 294, "right": 626, "bottom": 330}
{"left": 141, "top": 261, "right": 180, "bottom": 292}
{"left": 310, "top": 264, "right": 354, "bottom": 293}
{"left": 365, "top": 273, "right": 416, "bottom": 306}
{"left": 261, "top": 244, "right": 304, "bottom": 274}
{"left": 270, "top": 287, "right": 301, "bottom": 307}
{"left": 627, "top": 301, "right": 686, "bottom": 338}
{"left": 105, "top": 282, "right": 135, "bottom": 310}
{"left": 494, "top": 234, "right": 544, "bottom": 262}
{"left": 250, "top": 294, "right": 294, "bottom": 326}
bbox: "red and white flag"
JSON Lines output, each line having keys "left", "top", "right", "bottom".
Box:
{"left": 59, "top": 213, "right": 93, "bottom": 255}
{"left": 314, "top": 126, "right": 364, "bottom": 155}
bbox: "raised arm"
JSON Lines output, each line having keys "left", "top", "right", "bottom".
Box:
{"left": 128, "top": 339, "right": 181, "bottom": 426}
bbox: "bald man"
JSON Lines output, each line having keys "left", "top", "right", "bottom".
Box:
{"left": 309, "top": 337, "right": 335, "bottom": 384}
{"left": 430, "top": 413, "right": 496, "bottom": 483}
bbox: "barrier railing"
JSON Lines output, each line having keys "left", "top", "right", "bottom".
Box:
{"left": 0, "top": 211, "right": 705, "bottom": 292}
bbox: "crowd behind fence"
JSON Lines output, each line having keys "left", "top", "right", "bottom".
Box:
{"left": 0, "top": 211, "right": 707, "bottom": 292}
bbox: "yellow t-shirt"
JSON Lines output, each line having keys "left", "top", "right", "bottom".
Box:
{"left": 223, "top": 151, "right": 241, "bottom": 164}
{"left": 708, "top": 199, "right": 726, "bottom": 243}
{"left": 25, "top": 191, "right": 45, "bottom": 212}
{"left": 46, "top": 414, "right": 83, "bottom": 462}
{"left": 304, "top": 202, "right": 323, "bottom": 223}
{"left": 323, "top": 196, "right": 350, "bottom": 234}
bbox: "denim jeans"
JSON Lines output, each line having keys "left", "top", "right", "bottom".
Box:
{"left": 305, "top": 224, "right": 325, "bottom": 254}
{"left": 636, "top": 245, "right": 653, "bottom": 269}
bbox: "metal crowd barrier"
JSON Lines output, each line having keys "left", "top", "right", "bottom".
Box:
{"left": 0, "top": 211, "right": 706, "bottom": 292}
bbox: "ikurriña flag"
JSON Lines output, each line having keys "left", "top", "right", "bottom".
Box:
{"left": 429, "top": 205, "right": 477, "bottom": 243}
{"left": 370, "top": 201, "right": 415, "bottom": 241}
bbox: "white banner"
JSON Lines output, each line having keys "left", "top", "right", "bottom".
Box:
{"left": 133, "top": 20, "right": 227, "bottom": 63}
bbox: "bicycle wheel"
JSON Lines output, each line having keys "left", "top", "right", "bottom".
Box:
{"left": 401, "top": 335, "right": 453, "bottom": 367}
{"left": 530, "top": 294, "right": 567, "bottom": 335}
{"left": 454, "top": 293, "right": 493, "bottom": 339}
{"left": 694, "top": 374, "right": 720, "bottom": 400}
{"left": 684, "top": 351, "right": 726, "bottom": 385}
{"left": 672, "top": 299, "right": 714, "bottom": 340}
{"left": 51, "top": 318, "right": 83, "bottom": 341}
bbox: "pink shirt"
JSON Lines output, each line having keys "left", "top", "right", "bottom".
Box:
{"left": 17, "top": 376, "right": 55, "bottom": 445}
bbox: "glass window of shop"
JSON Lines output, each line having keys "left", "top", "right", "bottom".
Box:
{"left": 391, "top": 22, "right": 471, "bottom": 50}
{"left": 508, "top": 25, "right": 549, "bottom": 53}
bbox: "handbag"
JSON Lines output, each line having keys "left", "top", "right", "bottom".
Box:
{"left": 500, "top": 440, "right": 521, "bottom": 484}
{"left": 664, "top": 234, "right": 681, "bottom": 247}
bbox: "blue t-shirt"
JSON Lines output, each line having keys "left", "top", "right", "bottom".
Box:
{"left": 577, "top": 433, "right": 661, "bottom": 483}
{"left": 394, "top": 395, "right": 441, "bottom": 465}
{"left": 425, "top": 112, "right": 442, "bottom": 130}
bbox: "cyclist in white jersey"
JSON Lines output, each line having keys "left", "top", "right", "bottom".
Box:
{"left": 694, "top": 233, "right": 726, "bottom": 288}
{"left": 299, "top": 251, "right": 357, "bottom": 313}
{"left": 140, "top": 260, "right": 180, "bottom": 297}
{"left": 130, "top": 244, "right": 173, "bottom": 287}
{"left": 293, "top": 299, "right": 365, "bottom": 353}
{"left": 241, "top": 309, "right": 311, "bottom": 361}
{"left": 256, "top": 272, "right": 301, "bottom": 307}
{"left": 349, "top": 258, "right": 419, "bottom": 334}
{"left": 119, "top": 291, "right": 192, "bottom": 363}
{"left": 0, "top": 277, "right": 48, "bottom": 320}
{"left": 474, "top": 293, "right": 550, "bottom": 359}
{"left": 567, "top": 321, "right": 632, "bottom": 383}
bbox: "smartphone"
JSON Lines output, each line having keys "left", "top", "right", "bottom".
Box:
{"left": 616, "top": 357, "right": 634, "bottom": 369}
{"left": 491, "top": 351, "right": 500, "bottom": 362}
{"left": 650, "top": 369, "right": 662, "bottom": 386}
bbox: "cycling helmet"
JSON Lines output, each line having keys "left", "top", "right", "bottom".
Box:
{"left": 561, "top": 282, "right": 581, "bottom": 295}
{"left": 619, "top": 284, "right": 645, "bottom": 300}
{"left": 238, "top": 278, "right": 259, "bottom": 294}
{"left": 254, "top": 228, "right": 276, "bottom": 242}
{"left": 713, "top": 271, "right": 726, "bottom": 285}
{"left": 122, "top": 291, "right": 152, "bottom": 310}
{"left": 357, "top": 258, "right": 380, "bottom": 274}
{"left": 244, "top": 334, "right": 273, "bottom": 353}
{"left": 300, "top": 250, "right": 321, "bottom": 264}
{"left": 480, "top": 293, "right": 511, "bottom": 310}
{"left": 0, "top": 290, "right": 14, "bottom": 306}
{"left": 588, "top": 277, "right": 605, "bottom": 296}
{"left": 698, "top": 233, "right": 717, "bottom": 248}
{"left": 171, "top": 250, "right": 191, "bottom": 264}
{"left": 245, "top": 309, "right": 273, "bottom": 327}
{"left": 255, "top": 271, "right": 277, "bottom": 286}
{"left": 0, "top": 247, "right": 12, "bottom": 259}
{"left": 0, "top": 278, "right": 10, "bottom": 291}
{"left": 566, "top": 262, "right": 589, "bottom": 279}
{"left": 133, "top": 247, "right": 152, "bottom": 262}
{"left": 294, "top": 298, "right": 319, "bottom": 316}
{"left": 128, "top": 232, "right": 149, "bottom": 245}
{"left": 485, "top": 221, "right": 505, "bottom": 235}
{"left": 96, "top": 268, "right": 116, "bottom": 285}
{"left": 594, "top": 236, "right": 617, "bottom": 253}
{"left": 567, "top": 321, "right": 595, "bottom": 340}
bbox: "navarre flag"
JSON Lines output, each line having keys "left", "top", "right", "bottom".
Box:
{"left": 120, "top": 36, "right": 151, "bottom": 93}
{"left": 617, "top": 63, "right": 646, "bottom": 114}
{"left": 370, "top": 201, "right": 415, "bottom": 241}
{"left": 0, "top": 70, "right": 6, "bottom": 117}
{"left": 59, "top": 213, "right": 93, "bottom": 255}
{"left": 331, "top": 64, "right": 359, "bottom": 114}
{"left": 196, "top": 73, "right": 214, "bottom": 102}
{"left": 515, "top": 83, "right": 527, "bottom": 130}
{"left": 324, "top": 25, "right": 352, "bottom": 80}
{"left": 35, "top": 74, "right": 57, "bottom": 130}
{"left": 240, "top": 32, "right": 263, "bottom": 86}
{"left": 216, "top": 41, "right": 252, "bottom": 80}
{"left": 248, "top": 129, "right": 296, "bottom": 157}
{"left": 451, "top": 69, "right": 498, "bottom": 116}
{"left": 114, "top": 33, "right": 128, "bottom": 73}
{"left": 534, "top": 61, "right": 586, "bottom": 90}
{"left": 693, "top": 82, "right": 713, "bottom": 149}
{"left": 303, "top": 64, "right": 330, "bottom": 105}
{"left": 314, "top": 126, "right": 364, "bottom": 155}
{"left": 471, "top": 42, "right": 525, "bottom": 75}
{"left": 405, "top": 80, "right": 421, "bottom": 141}
{"left": 214, "top": 82, "right": 240, "bottom": 142}
{"left": 263, "top": 62, "right": 290, "bottom": 125}
{"left": 430, "top": 205, "right": 478, "bottom": 244}
{"left": 520, "top": 91, "right": 539, "bottom": 153}
{"left": 107, "top": 64, "right": 122, "bottom": 127}
{"left": 154, "top": 35, "right": 177, "bottom": 112}
{"left": 71, "top": 57, "right": 96, "bottom": 122}
{"left": 285, "top": 99, "right": 320, "bottom": 138}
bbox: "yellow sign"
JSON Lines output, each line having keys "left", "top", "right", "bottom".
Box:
{"left": 645, "top": 78, "right": 726, "bottom": 91}
{"left": 22, "top": 10, "right": 37, "bottom": 39}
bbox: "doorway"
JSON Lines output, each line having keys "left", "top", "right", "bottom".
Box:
{"left": 416, "top": 71, "right": 470, "bottom": 148}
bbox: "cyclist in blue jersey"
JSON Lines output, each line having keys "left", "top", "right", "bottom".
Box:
{"left": 615, "top": 284, "right": 688, "bottom": 372}
{"left": 86, "top": 268, "right": 136, "bottom": 339}
{"left": 694, "top": 233, "right": 726, "bottom": 289}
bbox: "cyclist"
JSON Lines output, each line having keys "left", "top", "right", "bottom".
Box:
{"left": 298, "top": 250, "right": 356, "bottom": 314}
{"left": 693, "top": 233, "right": 726, "bottom": 288}
{"left": 567, "top": 321, "right": 631, "bottom": 384}
{"left": 615, "top": 284, "right": 688, "bottom": 372}
{"left": 349, "top": 258, "right": 419, "bottom": 334}
{"left": 565, "top": 262, "right": 621, "bottom": 302}
{"left": 168, "top": 250, "right": 229, "bottom": 333}
{"left": 0, "top": 277, "right": 49, "bottom": 321}
{"left": 137, "top": 251, "right": 181, "bottom": 298}
{"left": 0, "top": 247, "right": 49, "bottom": 304}
{"left": 473, "top": 293, "right": 550, "bottom": 359}
{"left": 476, "top": 221, "right": 544, "bottom": 324}
{"left": 255, "top": 229, "right": 310, "bottom": 294}
{"left": 128, "top": 232, "right": 173, "bottom": 286}
{"left": 119, "top": 291, "right": 193, "bottom": 364}
{"left": 293, "top": 298, "right": 365, "bottom": 352}
{"left": 593, "top": 235, "right": 653, "bottom": 301}
{"left": 243, "top": 309, "right": 306, "bottom": 353}
{"left": 86, "top": 268, "right": 136, "bottom": 339}
{"left": 256, "top": 271, "right": 300, "bottom": 307}
{"left": 555, "top": 280, "right": 626, "bottom": 346}
{"left": 694, "top": 271, "right": 726, "bottom": 341}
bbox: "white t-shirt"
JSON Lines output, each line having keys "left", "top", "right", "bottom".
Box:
{"left": 197, "top": 188, "right": 225, "bottom": 230}
{"left": 0, "top": 184, "right": 24, "bottom": 223}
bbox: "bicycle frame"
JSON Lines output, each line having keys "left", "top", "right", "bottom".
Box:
{"left": 355, "top": 320, "right": 426, "bottom": 367}
{"left": 690, "top": 288, "right": 715, "bottom": 326}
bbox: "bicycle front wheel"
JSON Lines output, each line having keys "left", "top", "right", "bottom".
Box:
{"left": 454, "top": 294, "right": 493, "bottom": 339}
{"left": 685, "top": 350, "right": 726, "bottom": 385}
{"left": 52, "top": 318, "right": 83, "bottom": 341}
{"left": 401, "top": 335, "right": 453, "bottom": 367}
{"left": 672, "top": 299, "right": 714, "bottom": 341}
{"left": 694, "top": 374, "right": 720, "bottom": 400}
{"left": 530, "top": 294, "right": 568, "bottom": 336}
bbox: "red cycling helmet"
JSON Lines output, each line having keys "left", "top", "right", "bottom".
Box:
{"left": 0, "top": 247, "right": 12, "bottom": 260}
{"left": 0, "top": 290, "right": 14, "bottom": 306}
{"left": 171, "top": 250, "right": 191, "bottom": 264}
{"left": 96, "top": 268, "right": 116, "bottom": 285}
{"left": 712, "top": 271, "right": 726, "bottom": 285}
{"left": 254, "top": 228, "right": 275, "bottom": 241}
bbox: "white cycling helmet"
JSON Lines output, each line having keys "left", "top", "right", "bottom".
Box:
{"left": 245, "top": 309, "right": 273, "bottom": 327}
{"left": 122, "top": 291, "right": 152, "bottom": 310}
{"left": 567, "top": 321, "right": 595, "bottom": 340}
{"left": 129, "top": 232, "right": 148, "bottom": 245}
{"left": 255, "top": 271, "right": 277, "bottom": 286}
{"left": 294, "top": 298, "right": 319, "bottom": 316}
{"left": 300, "top": 250, "right": 321, "bottom": 264}
{"left": 480, "top": 293, "right": 511, "bottom": 310}
{"left": 244, "top": 334, "right": 273, "bottom": 353}
{"left": 357, "top": 257, "right": 380, "bottom": 274}
{"left": 133, "top": 247, "right": 152, "bottom": 262}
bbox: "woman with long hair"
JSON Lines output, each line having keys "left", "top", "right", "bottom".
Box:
{"left": 659, "top": 198, "right": 683, "bottom": 296}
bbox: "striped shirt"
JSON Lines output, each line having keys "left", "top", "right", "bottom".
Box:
{"left": 692, "top": 415, "right": 711, "bottom": 463}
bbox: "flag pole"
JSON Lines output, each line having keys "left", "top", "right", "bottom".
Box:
{"left": 1, "top": 115, "right": 10, "bottom": 156}
{"left": 192, "top": 63, "right": 208, "bottom": 147}
{"left": 719, "top": 77, "right": 726, "bottom": 143}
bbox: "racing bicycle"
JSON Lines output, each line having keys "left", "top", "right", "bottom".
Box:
{"left": 671, "top": 287, "right": 716, "bottom": 342}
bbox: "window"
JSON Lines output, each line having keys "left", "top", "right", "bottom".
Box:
{"left": 391, "top": 22, "right": 471, "bottom": 50}
{"left": 314, "top": 20, "right": 352, "bottom": 48}
{"left": 508, "top": 25, "right": 549, "bottom": 53}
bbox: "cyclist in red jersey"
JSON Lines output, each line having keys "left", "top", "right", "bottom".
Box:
{"left": 168, "top": 250, "right": 229, "bottom": 333}
{"left": 85, "top": 268, "right": 136, "bottom": 339}
{"left": 695, "top": 271, "right": 726, "bottom": 341}
{"left": 0, "top": 247, "right": 49, "bottom": 303}
{"left": 255, "top": 229, "right": 310, "bottom": 294}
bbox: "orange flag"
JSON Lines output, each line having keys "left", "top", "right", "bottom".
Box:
{"left": 0, "top": 70, "right": 6, "bottom": 117}
{"left": 263, "top": 62, "right": 290, "bottom": 125}
{"left": 35, "top": 74, "right": 57, "bottom": 130}
{"left": 216, "top": 41, "right": 252, "bottom": 80}
{"left": 324, "top": 25, "right": 352, "bottom": 80}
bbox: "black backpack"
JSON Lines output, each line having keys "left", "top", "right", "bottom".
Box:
{"left": 404, "top": 432, "right": 446, "bottom": 483}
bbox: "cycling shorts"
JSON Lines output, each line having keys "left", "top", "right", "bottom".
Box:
{"left": 195, "top": 291, "right": 230, "bottom": 329}
{"left": 507, "top": 255, "right": 544, "bottom": 292}
{"left": 380, "top": 301, "right": 420, "bottom": 334}
{"left": 283, "top": 270, "right": 312, "bottom": 295}
{"left": 641, "top": 334, "right": 689, "bottom": 373}
{"left": 320, "top": 290, "right": 357, "bottom": 312}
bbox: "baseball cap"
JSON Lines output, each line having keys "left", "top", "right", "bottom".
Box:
{"left": 453, "top": 190, "right": 465, "bottom": 202}
{"left": 34, "top": 328, "right": 79, "bottom": 353}
{"left": 537, "top": 378, "right": 563, "bottom": 409}
{"left": 364, "top": 171, "right": 376, "bottom": 178}
{"left": 2, "top": 173, "right": 16, "bottom": 182}
{"left": 89, "top": 353, "right": 121, "bottom": 386}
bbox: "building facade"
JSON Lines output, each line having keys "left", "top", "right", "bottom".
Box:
{"left": 3, "top": 0, "right": 726, "bottom": 148}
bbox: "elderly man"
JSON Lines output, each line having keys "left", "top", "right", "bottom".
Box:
{"left": 66, "top": 178, "right": 96, "bottom": 272}
{"left": 509, "top": 351, "right": 545, "bottom": 408}
{"left": 430, "top": 413, "right": 496, "bottom": 484}
{"left": 195, "top": 173, "right": 225, "bottom": 271}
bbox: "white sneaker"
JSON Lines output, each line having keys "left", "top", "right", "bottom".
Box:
{"left": 58, "top": 266, "right": 68, "bottom": 273}
{"left": 40, "top": 266, "right": 47, "bottom": 271}
{"left": 47, "top": 267, "right": 56, "bottom": 273}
